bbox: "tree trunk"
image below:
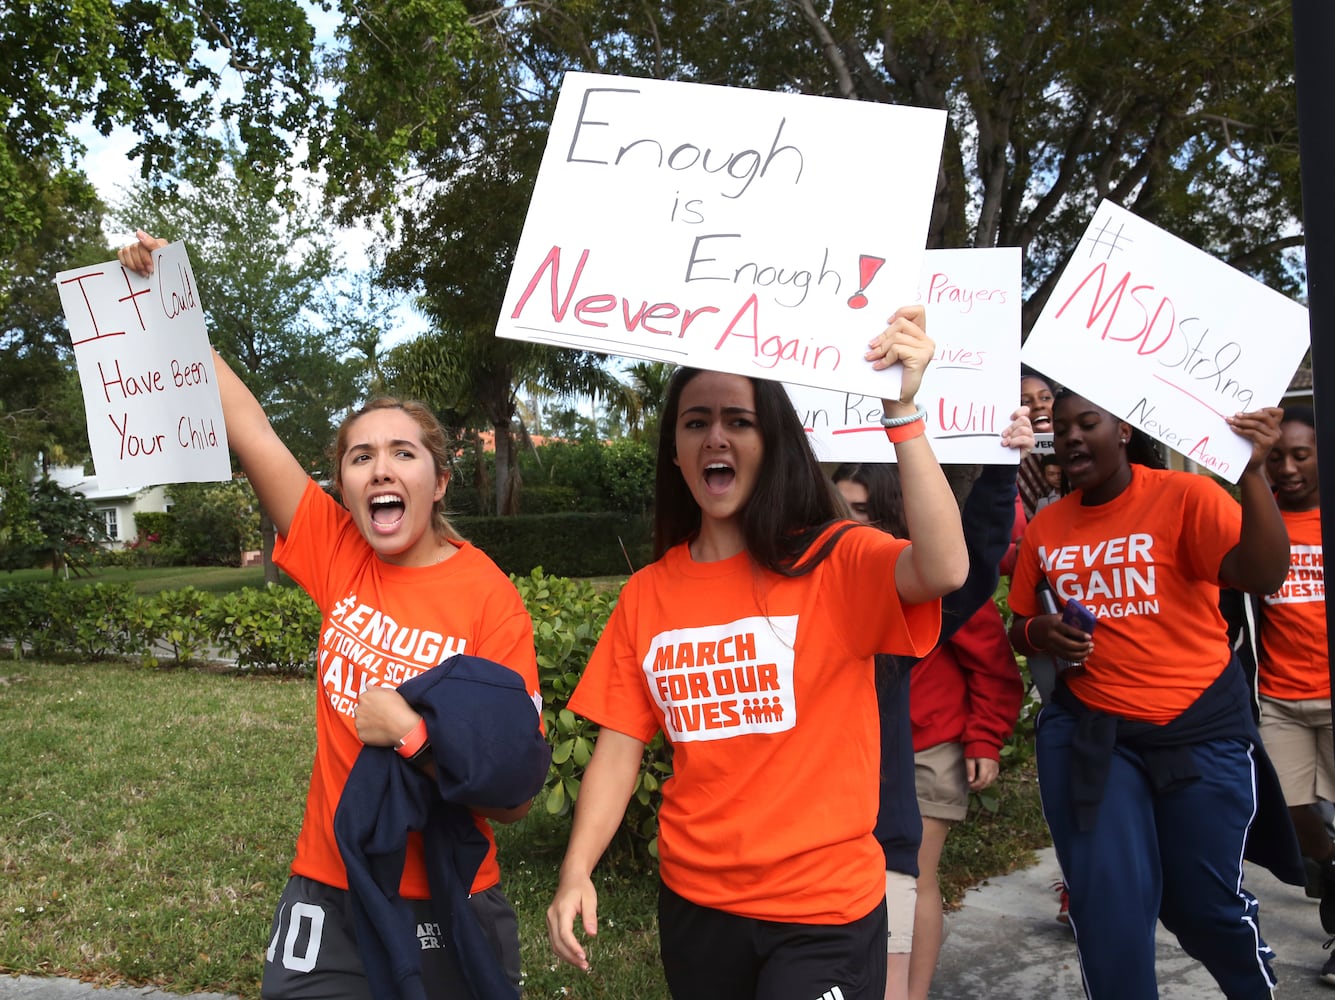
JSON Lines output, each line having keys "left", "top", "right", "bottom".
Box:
{"left": 261, "top": 511, "right": 279, "bottom": 586}
{"left": 493, "top": 420, "right": 511, "bottom": 516}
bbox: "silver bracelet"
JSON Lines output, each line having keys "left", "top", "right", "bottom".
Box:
{"left": 880, "top": 403, "right": 927, "bottom": 428}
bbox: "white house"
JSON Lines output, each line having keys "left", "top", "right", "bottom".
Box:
{"left": 49, "top": 465, "right": 171, "bottom": 549}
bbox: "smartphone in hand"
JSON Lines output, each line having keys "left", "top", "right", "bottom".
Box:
{"left": 1060, "top": 598, "right": 1097, "bottom": 637}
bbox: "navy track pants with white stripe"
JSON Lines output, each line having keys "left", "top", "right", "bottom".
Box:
{"left": 1037, "top": 702, "right": 1277, "bottom": 1000}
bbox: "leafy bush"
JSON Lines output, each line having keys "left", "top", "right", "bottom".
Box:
{"left": 202, "top": 585, "right": 322, "bottom": 674}
{"left": 516, "top": 485, "right": 581, "bottom": 513}
{"left": 601, "top": 437, "right": 656, "bottom": 515}
{"left": 52, "top": 582, "right": 139, "bottom": 660}
{"left": 513, "top": 567, "right": 670, "bottom": 858}
{"left": 133, "top": 512, "right": 175, "bottom": 545}
{"left": 164, "top": 481, "right": 261, "bottom": 566}
{"left": 127, "top": 586, "right": 214, "bottom": 667}
{"left": 0, "top": 582, "right": 58, "bottom": 657}
{"left": 522, "top": 440, "right": 607, "bottom": 511}
{"left": 457, "top": 512, "right": 652, "bottom": 577}
{"left": 94, "top": 539, "right": 189, "bottom": 570}
{"left": 0, "top": 568, "right": 670, "bottom": 856}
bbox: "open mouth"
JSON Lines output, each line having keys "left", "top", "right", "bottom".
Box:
{"left": 1062, "top": 452, "right": 1092, "bottom": 479}
{"left": 1032, "top": 414, "right": 1053, "bottom": 432}
{"left": 703, "top": 463, "right": 736, "bottom": 494}
{"left": 369, "top": 493, "right": 406, "bottom": 531}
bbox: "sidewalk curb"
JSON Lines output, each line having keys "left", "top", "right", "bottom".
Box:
{"left": 932, "top": 847, "right": 1335, "bottom": 998}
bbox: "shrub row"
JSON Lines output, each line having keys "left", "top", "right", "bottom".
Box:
{"left": 0, "top": 569, "right": 668, "bottom": 856}
{"left": 456, "top": 512, "right": 654, "bottom": 577}
{"left": 0, "top": 581, "right": 322, "bottom": 672}
{"left": 511, "top": 569, "right": 669, "bottom": 857}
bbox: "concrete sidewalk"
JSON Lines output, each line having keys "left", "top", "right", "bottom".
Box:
{"left": 2, "top": 846, "right": 1332, "bottom": 999}
{"left": 0, "top": 983, "right": 233, "bottom": 1000}
{"left": 933, "top": 847, "right": 1335, "bottom": 998}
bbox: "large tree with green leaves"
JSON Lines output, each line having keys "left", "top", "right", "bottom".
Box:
{"left": 114, "top": 152, "right": 365, "bottom": 580}
{"left": 316, "top": 0, "right": 1302, "bottom": 346}
{"left": 1, "top": 477, "right": 108, "bottom": 576}
{"left": 0, "top": 160, "right": 111, "bottom": 476}
{"left": 0, "top": 0, "right": 320, "bottom": 259}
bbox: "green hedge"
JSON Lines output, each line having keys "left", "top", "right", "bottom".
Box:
{"left": 0, "top": 569, "right": 666, "bottom": 855}
{"left": 456, "top": 512, "right": 654, "bottom": 577}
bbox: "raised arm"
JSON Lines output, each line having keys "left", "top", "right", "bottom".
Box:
{"left": 118, "top": 230, "right": 308, "bottom": 535}
{"left": 1219, "top": 407, "right": 1289, "bottom": 594}
{"left": 867, "top": 306, "right": 969, "bottom": 604}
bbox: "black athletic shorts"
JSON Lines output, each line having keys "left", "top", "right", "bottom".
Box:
{"left": 657, "top": 880, "right": 887, "bottom": 1000}
{"left": 260, "top": 874, "right": 520, "bottom": 1000}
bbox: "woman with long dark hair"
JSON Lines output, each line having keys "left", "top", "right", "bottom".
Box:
{"left": 546, "top": 307, "right": 968, "bottom": 1000}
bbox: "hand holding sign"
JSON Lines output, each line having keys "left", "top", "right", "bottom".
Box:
{"left": 497, "top": 71, "right": 947, "bottom": 399}
{"left": 1021, "top": 201, "right": 1308, "bottom": 483}
{"left": 865, "top": 305, "right": 932, "bottom": 405}
{"left": 1224, "top": 406, "right": 1286, "bottom": 474}
{"left": 55, "top": 236, "right": 230, "bottom": 491}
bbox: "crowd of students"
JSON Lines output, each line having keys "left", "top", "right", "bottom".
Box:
{"left": 120, "top": 225, "right": 1329, "bottom": 1000}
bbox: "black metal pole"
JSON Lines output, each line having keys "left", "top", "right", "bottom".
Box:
{"left": 1290, "top": 0, "right": 1335, "bottom": 754}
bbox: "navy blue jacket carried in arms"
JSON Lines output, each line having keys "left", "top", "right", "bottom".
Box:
{"left": 334, "top": 654, "right": 552, "bottom": 1000}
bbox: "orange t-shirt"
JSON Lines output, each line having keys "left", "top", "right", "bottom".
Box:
{"left": 1259, "top": 508, "right": 1328, "bottom": 700}
{"left": 1008, "top": 466, "right": 1239, "bottom": 724}
{"left": 570, "top": 524, "right": 941, "bottom": 925}
{"left": 274, "top": 481, "right": 539, "bottom": 897}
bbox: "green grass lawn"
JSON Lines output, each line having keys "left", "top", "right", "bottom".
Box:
{"left": 0, "top": 660, "right": 1048, "bottom": 999}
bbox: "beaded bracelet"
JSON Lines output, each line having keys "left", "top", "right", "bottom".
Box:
{"left": 880, "top": 402, "right": 927, "bottom": 428}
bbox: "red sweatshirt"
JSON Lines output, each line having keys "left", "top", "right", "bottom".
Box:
{"left": 909, "top": 599, "right": 1024, "bottom": 760}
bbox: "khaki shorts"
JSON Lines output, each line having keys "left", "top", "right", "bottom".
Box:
{"left": 915, "top": 741, "right": 968, "bottom": 822}
{"left": 1259, "top": 696, "right": 1335, "bottom": 806}
{"left": 885, "top": 870, "right": 916, "bottom": 954}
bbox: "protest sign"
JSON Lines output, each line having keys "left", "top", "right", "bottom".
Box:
{"left": 1022, "top": 200, "right": 1309, "bottom": 483}
{"left": 55, "top": 241, "right": 230, "bottom": 490}
{"left": 785, "top": 247, "right": 1022, "bottom": 465}
{"left": 497, "top": 71, "right": 946, "bottom": 398}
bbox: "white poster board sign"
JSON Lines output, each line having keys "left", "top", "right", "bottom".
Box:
{"left": 1022, "top": 200, "right": 1309, "bottom": 483}
{"left": 55, "top": 241, "right": 230, "bottom": 490}
{"left": 498, "top": 71, "right": 946, "bottom": 398}
{"left": 786, "top": 247, "right": 1022, "bottom": 465}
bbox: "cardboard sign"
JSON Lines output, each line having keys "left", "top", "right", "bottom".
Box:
{"left": 1022, "top": 200, "right": 1309, "bottom": 482}
{"left": 498, "top": 71, "right": 946, "bottom": 398}
{"left": 786, "top": 247, "right": 1022, "bottom": 465}
{"left": 55, "top": 241, "right": 230, "bottom": 490}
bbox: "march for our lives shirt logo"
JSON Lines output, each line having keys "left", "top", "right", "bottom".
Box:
{"left": 1266, "top": 544, "right": 1324, "bottom": 605}
{"left": 642, "top": 615, "right": 797, "bottom": 742}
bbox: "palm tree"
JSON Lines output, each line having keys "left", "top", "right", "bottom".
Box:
{"left": 384, "top": 327, "right": 631, "bottom": 515}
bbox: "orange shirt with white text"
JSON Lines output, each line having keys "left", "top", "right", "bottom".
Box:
{"left": 275, "top": 480, "right": 539, "bottom": 897}
{"left": 570, "top": 524, "right": 940, "bottom": 925}
{"left": 1259, "top": 507, "right": 1328, "bottom": 701}
{"left": 1009, "top": 466, "right": 1240, "bottom": 724}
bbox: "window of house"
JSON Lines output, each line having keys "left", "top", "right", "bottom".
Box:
{"left": 99, "top": 508, "right": 119, "bottom": 541}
